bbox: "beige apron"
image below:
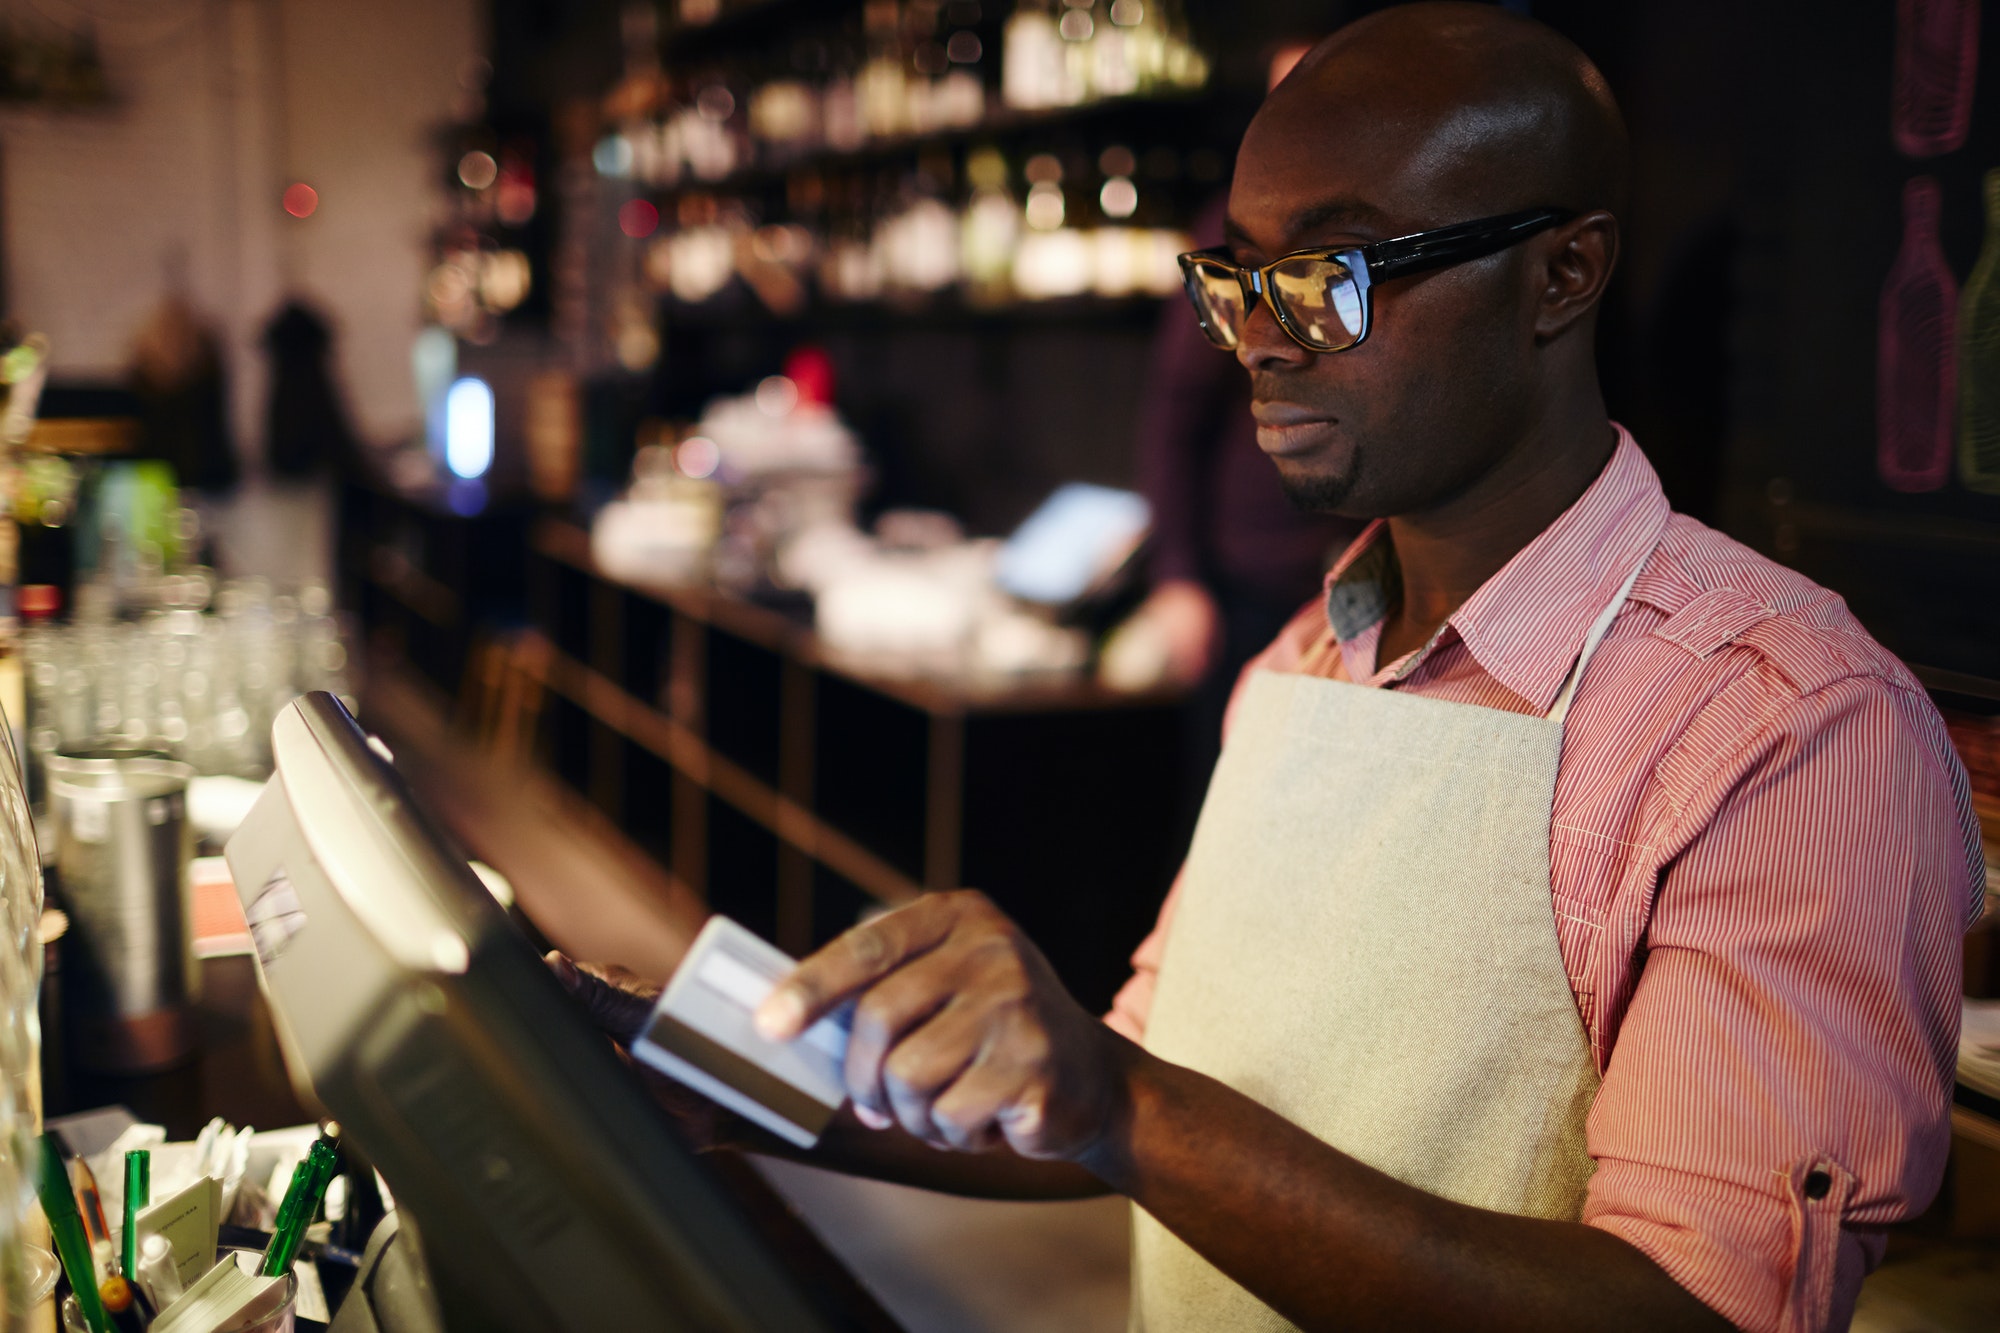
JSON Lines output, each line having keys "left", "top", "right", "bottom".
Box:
{"left": 1132, "top": 548, "right": 1654, "bottom": 1333}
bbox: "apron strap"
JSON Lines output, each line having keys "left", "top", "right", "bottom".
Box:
{"left": 1545, "top": 554, "right": 1649, "bottom": 725}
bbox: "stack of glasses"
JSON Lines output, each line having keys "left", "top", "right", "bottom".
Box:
{"left": 23, "top": 580, "right": 350, "bottom": 789}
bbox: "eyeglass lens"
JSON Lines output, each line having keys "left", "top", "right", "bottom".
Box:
{"left": 1188, "top": 256, "right": 1365, "bottom": 352}
{"left": 1188, "top": 262, "right": 1249, "bottom": 349}
{"left": 1271, "top": 257, "right": 1364, "bottom": 350}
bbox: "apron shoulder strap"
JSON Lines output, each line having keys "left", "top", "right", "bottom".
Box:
{"left": 1545, "top": 555, "right": 1650, "bottom": 725}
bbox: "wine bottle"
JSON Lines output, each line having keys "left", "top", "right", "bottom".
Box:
{"left": 1878, "top": 176, "right": 1958, "bottom": 493}
{"left": 1960, "top": 167, "right": 2000, "bottom": 493}
{"left": 1891, "top": 0, "right": 1980, "bottom": 159}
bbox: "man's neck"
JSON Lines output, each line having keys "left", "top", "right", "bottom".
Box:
{"left": 1374, "top": 408, "right": 1617, "bottom": 667}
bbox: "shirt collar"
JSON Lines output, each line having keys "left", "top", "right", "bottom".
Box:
{"left": 1321, "top": 426, "right": 1671, "bottom": 710}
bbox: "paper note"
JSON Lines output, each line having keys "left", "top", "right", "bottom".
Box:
{"left": 134, "top": 1174, "right": 221, "bottom": 1289}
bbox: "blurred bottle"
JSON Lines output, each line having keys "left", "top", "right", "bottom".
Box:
{"left": 1877, "top": 177, "right": 1957, "bottom": 492}
{"left": 1960, "top": 167, "right": 2000, "bottom": 493}
{"left": 960, "top": 146, "right": 1021, "bottom": 305}
{"left": 1003, "top": 0, "right": 1070, "bottom": 109}
{"left": 1059, "top": 0, "right": 1097, "bottom": 107}
{"left": 857, "top": 0, "right": 909, "bottom": 139}
{"left": 1891, "top": 0, "right": 1979, "bottom": 159}
{"left": 13, "top": 457, "right": 79, "bottom": 618}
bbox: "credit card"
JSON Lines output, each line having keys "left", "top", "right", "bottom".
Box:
{"left": 630, "top": 916, "right": 852, "bottom": 1148}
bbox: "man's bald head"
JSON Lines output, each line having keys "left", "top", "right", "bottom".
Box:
{"left": 1245, "top": 3, "right": 1628, "bottom": 241}
{"left": 1220, "top": 3, "right": 1630, "bottom": 525}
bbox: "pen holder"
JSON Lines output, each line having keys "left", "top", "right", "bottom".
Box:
{"left": 78, "top": 1250, "right": 300, "bottom": 1333}
{"left": 212, "top": 1251, "right": 298, "bottom": 1333}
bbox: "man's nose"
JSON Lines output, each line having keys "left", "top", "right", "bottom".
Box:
{"left": 1235, "top": 291, "right": 1313, "bottom": 374}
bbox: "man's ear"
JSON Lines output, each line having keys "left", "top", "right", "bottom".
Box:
{"left": 1533, "top": 210, "right": 1619, "bottom": 341}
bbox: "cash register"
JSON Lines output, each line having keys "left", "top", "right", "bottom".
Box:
{"left": 225, "top": 691, "right": 898, "bottom": 1331}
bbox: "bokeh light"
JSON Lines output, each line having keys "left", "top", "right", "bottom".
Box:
{"left": 592, "top": 134, "right": 634, "bottom": 178}
{"left": 445, "top": 376, "right": 495, "bottom": 480}
{"left": 618, "top": 199, "right": 660, "bottom": 239}
{"left": 457, "top": 150, "right": 498, "bottom": 191}
{"left": 676, "top": 435, "right": 720, "bottom": 480}
{"left": 754, "top": 375, "right": 799, "bottom": 417}
{"left": 283, "top": 183, "right": 318, "bottom": 218}
{"left": 1100, "top": 177, "right": 1139, "bottom": 219}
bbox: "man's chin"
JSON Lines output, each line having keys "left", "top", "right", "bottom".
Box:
{"left": 1276, "top": 462, "right": 1358, "bottom": 515}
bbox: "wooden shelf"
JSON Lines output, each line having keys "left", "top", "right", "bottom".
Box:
{"left": 519, "top": 628, "right": 925, "bottom": 909}
{"left": 517, "top": 518, "right": 1186, "bottom": 1007}
{"left": 646, "top": 94, "right": 1220, "bottom": 201}
{"left": 659, "top": 291, "right": 1173, "bottom": 333}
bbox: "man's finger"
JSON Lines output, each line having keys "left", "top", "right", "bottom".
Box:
{"left": 843, "top": 946, "right": 963, "bottom": 1122}
{"left": 927, "top": 1050, "right": 1030, "bottom": 1154}
{"left": 755, "top": 897, "right": 959, "bottom": 1039}
{"left": 878, "top": 996, "right": 990, "bottom": 1141}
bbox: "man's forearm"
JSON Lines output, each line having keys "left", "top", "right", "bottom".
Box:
{"left": 729, "top": 1105, "right": 1111, "bottom": 1202}
{"left": 1083, "top": 1045, "right": 1730, "bottom": 1333}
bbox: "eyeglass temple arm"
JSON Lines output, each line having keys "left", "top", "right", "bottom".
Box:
{"left": 1361, "top": 208, "right": 1576, "bottom": 283}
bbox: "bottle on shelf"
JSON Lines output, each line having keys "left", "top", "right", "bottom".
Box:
{"left": 1877, "top": 176, "right": 1958, "bottom": 493}
{"left": 1891, "top": 0, "right": 1980, "bottom": 159}
{"left": 1013, "top": 150, "right": 1092, "bottom": 298}
{"left": 1003, "top": 0, "right": 1070, "bottom": 110}
{"left": 1959, "top": 167, "right": 2000, "bottom": 493}
{"left": 960, "top": 145, "right": 1021, "bottom": 304}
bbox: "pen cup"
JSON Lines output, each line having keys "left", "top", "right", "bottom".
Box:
{"left": 216, "top": 1249, "right": 299, "bottom": 1333}
{"left": 106, "top": 1250, "right": 299, "bottom": 1333}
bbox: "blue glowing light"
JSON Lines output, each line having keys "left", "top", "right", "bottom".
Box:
{"left": 444, "top": 376, "right": 494, "bottom": 480}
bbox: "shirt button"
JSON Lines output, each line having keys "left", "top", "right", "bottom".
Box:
{"left": 1804, "top": 1170, "right": 1832, "bottom": 1200}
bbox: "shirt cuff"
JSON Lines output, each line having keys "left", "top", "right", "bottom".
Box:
{"left": 1583, "top": 1157, "right": 1876, "bottom": 1333}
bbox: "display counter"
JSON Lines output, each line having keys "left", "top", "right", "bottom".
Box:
{"left": 341, "top": 479, "right": 1192, "bottom": 1013}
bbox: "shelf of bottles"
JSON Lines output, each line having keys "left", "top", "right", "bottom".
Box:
{"left": 423, "top": 60, "right": 542, "bottom": 343}
{"left": 595, "top": 0, "right": 1230, "bottom": 325}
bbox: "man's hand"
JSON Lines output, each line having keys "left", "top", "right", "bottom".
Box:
{"left": 545, "top": 950, "right": 727, "bottom": 1151}
{"left": 754, "top": 893, "right": 1131, "bottom": 1166}
{"left": 546, "top": 951, "right": 658, "bottom": 1035}
{"left": 1143, "top": 579, "right": 1222, "bottom": 685}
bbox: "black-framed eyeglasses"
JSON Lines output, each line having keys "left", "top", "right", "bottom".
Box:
{"left": 1177, "top": 207, "right": 1576, "bottom": 354}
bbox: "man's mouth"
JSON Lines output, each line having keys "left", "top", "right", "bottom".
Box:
{"left": 1252, "top": 403, "right": 1340, "bottom": 459}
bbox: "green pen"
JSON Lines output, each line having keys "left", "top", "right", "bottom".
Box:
{"left": 260, "top": 1137, "right": 340, "bottom": 1278}
{"left": 37, "top": 1136, "right": 111, "bottom": 1333}
{"left": 118, "top": 1149, "right": 149, "bottom": 1280}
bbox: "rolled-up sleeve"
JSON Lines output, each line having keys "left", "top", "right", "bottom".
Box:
{"left": 1583, "top": 671, "right": 1978, "bottom": 1333}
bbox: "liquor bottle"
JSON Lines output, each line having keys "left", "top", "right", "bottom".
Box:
{"left": 857, "top": 0, "right": 908, "bottom": 139}
{"left": 1059, "top": 1, "right": 1098, "bottom": 107}
{"left": 1960, "top": 168, "right": 2000, "bottom": 493}
{"left": 1891, "top": 0, "right": 1980, "bottom": 159}
{"left": 1003, "top": 0, "right": 1072, "bottom": 109}
{"left": 1877, "top": 176, "right": 1957, "bottom": 492}
{"left": 960, "top": 146, "right": 1020, "bottom": 305}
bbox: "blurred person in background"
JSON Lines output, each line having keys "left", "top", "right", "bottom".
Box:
{"left": 130, "top": 290, "right": 237, "bottom": 495}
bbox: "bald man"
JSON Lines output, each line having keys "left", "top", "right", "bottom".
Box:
{"left": 559, "top": 7, "right": 1981, "bottom": 1330}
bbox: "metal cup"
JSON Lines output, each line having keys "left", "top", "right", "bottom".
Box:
{"left": 45, "top": 747, "right": 197, "bottom": 1071}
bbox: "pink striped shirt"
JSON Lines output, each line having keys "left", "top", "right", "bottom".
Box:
{"left": 1107, "top": 428, "right": 1984, "bottom": 1333}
